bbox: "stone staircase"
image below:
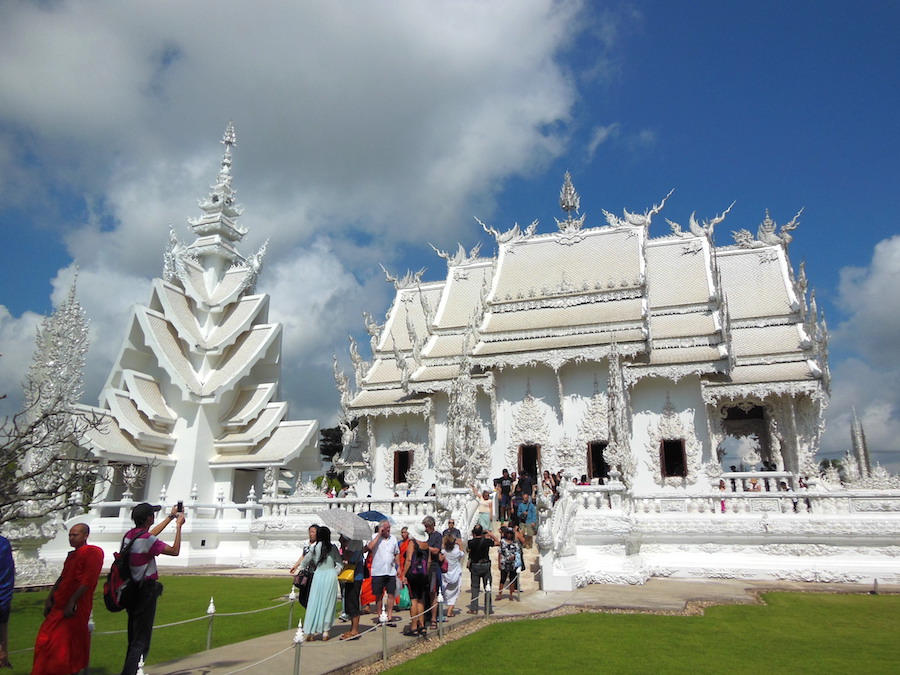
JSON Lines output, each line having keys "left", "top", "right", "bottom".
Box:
{"left": 461, "top": 521, "right": 541, "bottom": 599}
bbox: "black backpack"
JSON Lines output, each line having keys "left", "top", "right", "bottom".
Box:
{"left": 103, "top": 534, "right": 138, "bottom": 612}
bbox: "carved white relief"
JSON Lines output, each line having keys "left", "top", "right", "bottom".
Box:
{"left": 507, "top": 391, "right": 551, "bottom": 469}
{"left": 645, "top": 395, "right": 703, "bottom": 487}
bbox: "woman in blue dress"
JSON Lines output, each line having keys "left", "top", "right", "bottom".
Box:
{"left": 299, "top": 525, "right": 341, "bottom": 641}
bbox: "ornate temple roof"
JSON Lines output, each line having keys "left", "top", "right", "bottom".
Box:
{"left": 344, "top": 175, "right": 828, "bottom": 415}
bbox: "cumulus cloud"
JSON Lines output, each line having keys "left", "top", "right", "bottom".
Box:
{"left": 0, "top": 1, "right": 610, "bottom": 426}
{"left": 820, "top": 236, "right": 900, "bottom": 471}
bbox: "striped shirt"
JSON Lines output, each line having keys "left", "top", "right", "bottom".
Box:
{"left": 123, "top": 528, "right": 167, "bottom": 581}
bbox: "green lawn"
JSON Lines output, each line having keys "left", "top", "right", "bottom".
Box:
{"left": 7, "top": 576, "right": 301, "bottom": 675}
{"left": 10, "top": 583, "right": 900, "bottom": 675}
{"left": 387, "top": 592, "right": 900, "bottom": 674}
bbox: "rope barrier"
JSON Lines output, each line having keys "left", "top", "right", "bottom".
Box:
{"left": 213, "top": 600, "right": 291, "bottom": 617}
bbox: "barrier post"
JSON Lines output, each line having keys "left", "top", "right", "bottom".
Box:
{"left": 380, "top": 606, "right": 388, "bottom": 661}
{"left": 292, "top": 619, "right": 304, "bottom": 675}
{"left": 484, "top": 583, "right": 492, "bottom": 616}
{"left": 437, "top": 589, "right": 444, "bottom": 639}
{"left": 288, "top": 585, "right": 297, "bottom": 629}
{"left": 206, "top": 597, "right": 216, "bottom": 651}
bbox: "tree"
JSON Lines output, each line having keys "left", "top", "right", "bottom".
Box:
{"left": 318, "top": 426, "right": 344, "bottom": 461}
{"left": 0, "top": 278, "right": 104, "bottom": 524}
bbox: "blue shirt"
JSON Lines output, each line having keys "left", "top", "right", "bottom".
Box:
{"left": 517, "top": 501, "right": 537, "bottom": 525}
{"left": 0, "top": 535, "right": 14, "bottom": 611}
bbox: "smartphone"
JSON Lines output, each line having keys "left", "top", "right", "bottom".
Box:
{"left": 177, "top": 501, "right": 184, "bottom": 513}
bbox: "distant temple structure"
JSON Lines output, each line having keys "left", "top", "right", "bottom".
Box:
{"left": 33, "top": 129, "right": 900, "bottom": 588}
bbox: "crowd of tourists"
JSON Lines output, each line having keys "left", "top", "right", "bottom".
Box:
{"left": 286, "top": 467, "right": 542, "bottom": 642}
{"left": 0, "top": 471, "right": 544, "bottom": 670}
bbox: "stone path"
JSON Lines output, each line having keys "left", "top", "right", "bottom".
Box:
{"left": 145, "top": 566, "right": 891, "bottom": 675}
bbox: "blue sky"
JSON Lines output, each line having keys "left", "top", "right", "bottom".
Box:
{"left": 1, "top": 1, "right": 898, "bottom": 468}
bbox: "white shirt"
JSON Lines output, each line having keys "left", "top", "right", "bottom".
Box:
{"left": 369, "top": 533, "right": 399, "bottom": 576}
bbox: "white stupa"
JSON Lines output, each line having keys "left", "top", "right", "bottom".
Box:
{"left": 60, "top": 125, "right": 319, "bottom": 564}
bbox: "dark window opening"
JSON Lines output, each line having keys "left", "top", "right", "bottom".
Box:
{"left": 518, "top": 444, "right": 540, "bottom": 480}
{"left": 724, "top": 405, "right": 765, "bottom": 421}
{"left": 588, "top": 441, "right": 609, "bottom": 480}
{"left": 394, "top": 450, "right": 412, "bottom": 485}
{"left": 661, "top": 439, "right": 686, "bottom": 478}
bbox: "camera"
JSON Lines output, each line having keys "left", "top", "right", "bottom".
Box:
{"left": 177, "top": 501, "right": 184, "bottom": 513}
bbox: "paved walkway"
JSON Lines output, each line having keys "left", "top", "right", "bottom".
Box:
{"left": 146, "top": 570, "right": 891, "bottom": 675}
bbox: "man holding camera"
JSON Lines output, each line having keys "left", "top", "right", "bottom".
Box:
{"left": 366, "top": 520, "right": 400, "bottom": 626}
{"left": 120, "top": 502, "right": 184, "bottom": 675}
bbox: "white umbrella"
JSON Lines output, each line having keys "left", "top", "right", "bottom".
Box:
{"left": 315, "top": 508, "right": 372, "bottom": 541}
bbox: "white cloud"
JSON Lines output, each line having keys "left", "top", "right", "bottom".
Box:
{"left": 0, "top": 1, "right": 606, "bottom": 428}
{"left": 820, "top": 235, "right": 900, "bottom": 472}
{"left": 586, "top": 123, "right": 621, "bottom": 160}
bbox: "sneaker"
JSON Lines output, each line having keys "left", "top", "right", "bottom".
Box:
{"left": 338, "top": 612, "right": 349, "bottom": 621}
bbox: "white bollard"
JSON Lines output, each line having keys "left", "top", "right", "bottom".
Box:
{"left": 293, "top": 618, "right": 305, "bottom": 675}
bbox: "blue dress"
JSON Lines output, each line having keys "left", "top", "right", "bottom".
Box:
{"left": 300, "top": 542, "right": 341, "bottom": 635}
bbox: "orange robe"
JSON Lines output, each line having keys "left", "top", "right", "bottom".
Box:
{"left": 32, "top": 544, "right": 104, "bottom": 675}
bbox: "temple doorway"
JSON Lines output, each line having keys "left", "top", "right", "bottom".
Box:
{"left": 518, "top": 444, "right": 540, "bottom": 481}
{"left": 588, "top": 441, "right": 609, "bottom": 481}
{"left": 718, "top": 405, "right": 772, "bottom": 471}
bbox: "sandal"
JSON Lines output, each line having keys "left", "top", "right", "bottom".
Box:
{"left": 339, "top": 632, "right": 360, "bottom": 641}
{"left": 401, "top": 627, "right": 418, "bottom": 637}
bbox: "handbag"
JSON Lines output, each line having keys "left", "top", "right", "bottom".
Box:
{"left": 440, "top": 557, "right": 449, "bottom": 574}
{"left": 337, "top": 563, "right": 356, "bottom": 583}
{"left": 293, "top": 569, "right": 313, "bottom": 608}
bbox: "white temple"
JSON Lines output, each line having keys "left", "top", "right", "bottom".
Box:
{"left": 333, "top": 173, "right": 900, "bottom": 587}
{"left": 34, "top": 131, "right": 900, "bottom": 588}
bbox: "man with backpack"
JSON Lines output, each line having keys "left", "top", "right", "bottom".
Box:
{"left": 120, "top": 502, "right": 184, "bottom": 675}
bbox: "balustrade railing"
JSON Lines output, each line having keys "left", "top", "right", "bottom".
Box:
{"left": 259, "top": 495, "right": 440, "bottom": 520}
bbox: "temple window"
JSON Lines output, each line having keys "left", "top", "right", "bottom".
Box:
{"left": 394, "top": 450, "right": 412, "bottom": 485}
{"left": 588, "top": 441, "right": 610, "bottom": 480}
{"left": 660, "top": 439, "right": 687, "bottom": 478}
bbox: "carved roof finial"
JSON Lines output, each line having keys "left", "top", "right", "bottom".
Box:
{"left": 189, "top": 123, "right": 246, "bottom": 239}
{"left": 559, "top": 171, "right": 580, "bottom": 216}
{"left": 556, "top": 171, "right": 586, "bottom": 234}
{"left": 221, "top": 121, "right": 236, "bottom": 176}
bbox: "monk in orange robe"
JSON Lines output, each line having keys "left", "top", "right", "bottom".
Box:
{"left": 32, "top": 523, "right": 104, "bottom": 675}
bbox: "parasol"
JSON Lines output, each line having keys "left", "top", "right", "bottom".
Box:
{"left": 315, "top": 508, "right": 372, "bottom": 541}
{"left": 357, "top": 510, "right": 395, "bottom": 525}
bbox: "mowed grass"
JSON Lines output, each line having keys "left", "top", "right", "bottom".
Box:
{"left": 387, "top": 592, "right": 900, "bottom": 675}
{"left": 7, "top": 576, "right": 300, "bottom": 675}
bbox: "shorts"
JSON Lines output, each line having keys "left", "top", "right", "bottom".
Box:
{"left": 371, "top": 574, "right": 397, "bottom": 598}
{"left": 500, "top": 494, "right": 511, "bottom": 508}
{"left": 406, "top": 573, "right": 427, "bottom": 601}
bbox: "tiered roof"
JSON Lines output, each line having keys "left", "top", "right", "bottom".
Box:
{"left": 346, "top": 177, "right": 828, "bottom": 416}
{"left": 84, "top": 125, "right": 317, "bottom": 469}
